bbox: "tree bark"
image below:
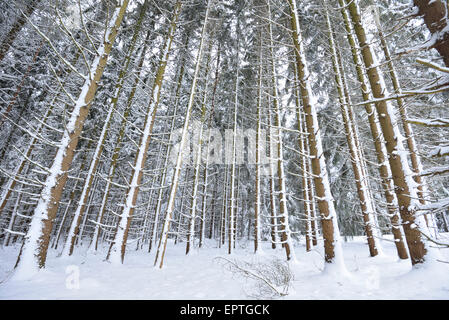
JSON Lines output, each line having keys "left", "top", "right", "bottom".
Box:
{"left": 413, "top": 0, "right": 449, "bottom": 67}
{"left": 13, "top": 1, "right": 130, "bottom": 278}
{"left": 107, "top": 0, "right": 182, "bottom": 264}
{"left": 344, "top": 0, "right": 431, "bottom": 265}
{"left": 62, "top": 0, "right": 148, "bottom": 257}
{"left": 338, "top": 0, "right": 409, "bottom": 260}
{"left": 154, "top": 0, "right": 211, "bottom": 268}
{"left": 288, "top": 0, "right": 347, "bottom": 272}
{"left": 325, "top": 6, "right": 380, "bottom": 257}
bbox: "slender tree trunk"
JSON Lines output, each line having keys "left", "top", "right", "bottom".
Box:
{"left": 338, "top": 0, "right": 409, "bottom": 260}
{"left": 186, "top": 39, "right": 213, "bottom": 255}
{"left": 325, "top": 6, "right": 380, "bottom": 257}
{"left": 209, "top": 177, "right": 218, "bottom": 239}
{"left": 293, "top": 62, "right": 312, "bottom": 252}
{"left": 199, "top": 58, "right": 220, "bottom": 249}
{"left": 220, "top": 165, "right": 229, "bottom": 248}
{"left": 88, "top": 29, "right": 153, "bottom": 253}
{"left": 174, "top": 169, "right": 190, "bottom": 246}
{"left": 266, "top": 1, "right": 295, "bottom": 261}
{"left": 343, "top": 0, "right": 435, "bottom": 265}
{"left": 77, "top": 172, "right": 100, "bottom": 246}
{"left": 288, "top": 0, "right": 347, "bottom": 272}
{"left": 308, "top": 173, "right": 318, "bottom": 246}
{"left": 373, "top": 9, "right": 437, "bottom": 236}
{"left": 234, "top": 166, "right": 241, "bottom": 248}
{"left": 52, "top": 140, "right": 93, "bottom": 250}
{"left": 267, "top": 103, "right": 278, "bottom": 250}
{"left": 154, "top": 1, "right": 211, "bottom": 268}
{"left": 254, "top": 31, "right": 263, "bottom": 254}
{"left": 228, "top": 44, "right": 239, "bottom": 255}
{"left": 107, "top": 1, "right": 182, "bottom": 264}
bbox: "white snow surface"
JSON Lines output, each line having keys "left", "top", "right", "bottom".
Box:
{"left": 1, "top": 236, "right": 448, "bottom": 300}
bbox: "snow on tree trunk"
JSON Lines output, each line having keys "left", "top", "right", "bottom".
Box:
{"left": 266, "top": 1, "right": 295, "bottom": 262}
{"left": 293, "top": 63, "right": 312, "bottom": 252}
{"left": 186, "top": 44, "right": 212, "bottom": 254}
{"left": 88, "top": 29, "right": 152, "bottom": 254}
{"left": 228, "top": 44, "right": 239, "bottom": 255}
{"left": 288, "top": 0, "right": 347, "bottom": 274}
{"left": 199, "top": 44, "right": 220, "bottom": 249}
{"left": 52, "top": 138, "right": 93, "bottom": 250}
{"left": 154, "top": 0, "right": 211, "bottom": 268}
{"left": 344, "top": 0, "right": 440, "bottom": 265}
{"left": 62, "top": 1, "right": 147, "bottom": 257}
{"left": 338, "top": 0, "right": 409, "bottom": 260}
{"left": 13, "top": 0, "right": 130, "bottom": 280}
{"left": 372, "top": 9, "right": 438, "bottom": 238}
{"left": 325, "top": 6, "right": 381, "bottom": 257}
{"left": 148, "top": 63, "right": 185, "bottom": 253}
{"left": 107, "top": 1, "right": 182, "bottom": 264}
{"left": 254, "top": 31, "right": 263, "bottom": 254}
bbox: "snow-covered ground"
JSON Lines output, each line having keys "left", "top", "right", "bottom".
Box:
{"left": 0, "top": 236, "right": 448, "bottom": 300}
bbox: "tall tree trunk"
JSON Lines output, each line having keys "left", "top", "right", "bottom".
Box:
{"left": 325, "top": 6, "right": 380, "bottom": 257}
{"left": 148, "top": 37, "right": 189, "bottom": 252}
{"left": 338, "top": 0, "right": 409, "bottom": 260}
{"left": 199, "top": 44, "right": 220, "bottom": 249}
{"left": 186, "top": 39, "right": 213, "bottom": 255}
{"left": 228, "top": 41, "right": 239, "bottom": 255}
{"left": 88, "top": 29, "right": 153, "bottom": 253}
{"left": 62, "top": 0, "right": 148, "bottom": 257}
{"left": 254, "top": 31, "right": 263, "bottom": 254}
{"left": 266, "top": 103, "right": 279, "bottom": 250}
{"left": 266, "top": 1, "right": 295, "bottom": 261}
{"left": 293, "top": 62, "right": 312, "bottom": 252}
{"left": 373, "top": 8, "right": 438, "bottom": 237}
{"left": 107, "top": 1, "right": 182, "bottom": 264}
{"left": 343, "top": 0, "right": 435, "bottom": 265}
{"left": 154, "top": 0, "right": 211, "bottom": 268}
{"left": 288, "top": 0, "right": 347, "bottom": 272}
{"left": 13, "top": 0, "right": 130, "bottom": 279}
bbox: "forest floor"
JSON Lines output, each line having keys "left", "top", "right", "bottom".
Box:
{"left": 0, "top": 235, "right": 448, "bottom": 299}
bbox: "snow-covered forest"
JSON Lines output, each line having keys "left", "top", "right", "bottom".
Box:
{"left": 0, "top": 0, "right": 448, "bottom": 300}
